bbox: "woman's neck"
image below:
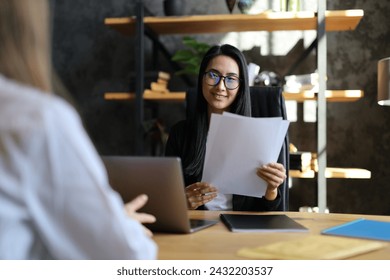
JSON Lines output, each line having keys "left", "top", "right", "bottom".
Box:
{"left": 207, "top": 107, "right": 229, "bottom": 123}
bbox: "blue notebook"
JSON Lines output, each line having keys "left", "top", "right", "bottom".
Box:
{"left": 321, "top": 218, "right": 390, "bottom": 241}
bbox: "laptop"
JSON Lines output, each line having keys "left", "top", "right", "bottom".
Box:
{"left": 101, "top": 156, "right": 218, "bottom": 233}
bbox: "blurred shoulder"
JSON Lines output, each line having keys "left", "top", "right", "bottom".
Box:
{"left": 0, "top": 75, "right": 80, "bottom": 131}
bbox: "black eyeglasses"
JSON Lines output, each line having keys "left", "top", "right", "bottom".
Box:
{"left": 204, "top": 70, "right": 240, "bottom": 90}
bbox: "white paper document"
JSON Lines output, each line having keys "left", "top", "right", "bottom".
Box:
{"left": 202, "top": 112, "right": 289, "bottom": 198}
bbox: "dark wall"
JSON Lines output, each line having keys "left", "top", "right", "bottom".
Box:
{"left": 51, "top": 0, "right": 390, "bottom": 215}
{"left": 289, "top": 0, "right": 390, "bottom": 215}
{"left": 325, "top": 1, "right": 390, "bottom": 215}
{"left": 52, "top": 0, "right": 138, "bottom": 154}
{"left": 51, "top": 0, "right": 226, "bottom": 155}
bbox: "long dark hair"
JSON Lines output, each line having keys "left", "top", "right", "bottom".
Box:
{"left": 182, "top": 44, "right": 251, "bottom": 178}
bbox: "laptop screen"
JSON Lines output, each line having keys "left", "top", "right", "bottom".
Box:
{"left": 101, "top": 156, "right": 217, "bottom": 233}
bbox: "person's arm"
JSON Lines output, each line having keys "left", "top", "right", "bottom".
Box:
{"left": 124, "top": 194, "right": 156, "bottom": 237}
{"left": 28, "top": 98, "right": 157, "bottom": 259}
{"left": 165, "top": 121, "right": 218, "bottom": 209}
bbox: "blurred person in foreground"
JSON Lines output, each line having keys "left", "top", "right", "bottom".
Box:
{"left": 0, "top": 0, "right": 157, "bottom": 259}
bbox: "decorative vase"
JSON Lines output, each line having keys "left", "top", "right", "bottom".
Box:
{"left": 163, "top": 0, "right": 185, "bottom": 16}
{"left": 237, "top": 0, "right": 253, "bottom": 14}
{"left": 225, "top": 0, "right": 236, "bottom": 14}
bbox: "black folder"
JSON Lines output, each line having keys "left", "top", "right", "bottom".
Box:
{"left": 220, "top": 214, "right": 308, "bottom": 232}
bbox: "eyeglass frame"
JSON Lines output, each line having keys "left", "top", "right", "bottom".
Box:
{"left": 203, "top": 70, "right": 241, "bottom": 90}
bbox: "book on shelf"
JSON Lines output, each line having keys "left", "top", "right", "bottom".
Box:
{"left": 290, "top": 151, "right": 313, "bottom": 172}
{"left": 150, "top": 81, "right": 169, "bottom": 92}
{"left": 157, "top": 78, "right": 168, "bottom": 85}
{"left": 144, "top": 89, "right": 170, "bottom": 96}
{"left": 129, "top": 71, "right": 171, "bottom": 90}
{"left": 220, "top": 214, "right": 308, "bottom": 233}
{"left": 154, "top": 71, "right": 171, "bottom": 81}
{"left": 144, "top": 70, "right": 171, "bottom": 93}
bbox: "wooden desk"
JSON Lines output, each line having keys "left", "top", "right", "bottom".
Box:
{"left": 153, "top": 211, "right": 390, "bottom": 260}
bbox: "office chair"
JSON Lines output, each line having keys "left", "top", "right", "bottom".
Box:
{"left": 249, "top": 86, "right": 290, "bottom": 211}
{"left": 185, "top": 86, "right": 290, "bottom": 211}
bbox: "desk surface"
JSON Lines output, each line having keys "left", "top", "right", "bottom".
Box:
{"left": 153, "top": 211, "right": 390, "bottom": 260}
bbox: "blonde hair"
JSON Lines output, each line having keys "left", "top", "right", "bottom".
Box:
{"left": 0, "top": 0, "right": 52, "bottom": 92}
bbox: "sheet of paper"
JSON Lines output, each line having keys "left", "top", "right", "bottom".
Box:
{"left": 202, "top": 113, "right": 289, "bottom": 198}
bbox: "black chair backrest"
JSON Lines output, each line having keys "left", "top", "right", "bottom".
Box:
{"left": 250, "top": 86, "right": 289, "bottom": 211}
{"left": 185, "top": 86, "right": 290, "bottom": 211}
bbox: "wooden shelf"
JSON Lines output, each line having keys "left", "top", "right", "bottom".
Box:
{"left": 105, "top": 10, "right": 364, "bottom": 36}
{"left": 104, "top": 92, "right": 186, "bottom": 102}
{"left": 290, "top": 167, "right": 371, "bottom": 179}
{"left": 283, "top": 90, "right": 364, "bottom": 102}
{"left": 104, "top": 90, "right": 364, "bottom": 102}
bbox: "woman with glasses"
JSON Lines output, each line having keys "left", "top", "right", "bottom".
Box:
{"left": 165, "top": 44, "right": 287, "bottom": 211}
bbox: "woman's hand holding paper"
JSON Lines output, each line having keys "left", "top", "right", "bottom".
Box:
{"left": 256, "top": 163, "right": 287, "bottom": 201}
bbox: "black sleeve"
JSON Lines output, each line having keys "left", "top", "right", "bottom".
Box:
{"left": 165, "top": 120, "right": 201, "bottom": 187}
{"left": 233, "top": 188, "right": 283, "bottom": 211}
{"left": 165, "top": 120, "right": 186, "bottom": 158}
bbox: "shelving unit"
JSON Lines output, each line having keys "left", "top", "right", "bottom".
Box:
{"left": 105, "top": 10, "right": 364, "bottom": 35}
{"left": 104, "top": 1, "right": 365, "bottom": 212}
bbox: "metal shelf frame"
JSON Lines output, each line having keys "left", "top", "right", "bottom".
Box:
{"left": 126, "top": 1, "right": 365, "bottom": 212}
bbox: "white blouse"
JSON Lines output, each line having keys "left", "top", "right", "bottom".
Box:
{"left": 0, "top": 75, "right": 157, "bottom": 259}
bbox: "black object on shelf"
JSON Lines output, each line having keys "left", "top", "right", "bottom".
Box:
{"left": 226, "top": 0, "right": 236, "bottom": 13}
{"left": 163, "top": 0, "right": 185, "bottom": 16}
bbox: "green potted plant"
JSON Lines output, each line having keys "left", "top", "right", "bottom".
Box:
{"left": 171, "top": 36, "right": 211, "bottom": 76}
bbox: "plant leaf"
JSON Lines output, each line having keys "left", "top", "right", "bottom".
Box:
{"left": 171, "top": 36, "right": 211, "bottom": 76}
{"left": 171, "top": 49, "right": 194, "bottom": 62}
